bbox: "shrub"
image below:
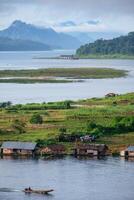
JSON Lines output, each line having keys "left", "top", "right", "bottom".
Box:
{"left": 30, "top": 114, "right": 43, "bottom": 124}
{"left": 36, "top": 139, "right": 57, "bottom": 147}
{"left": 0, "top": 101, "right": 12, "bottom": 108}
{"left": 12, "top": 119, "right": 26, "bottom": 134}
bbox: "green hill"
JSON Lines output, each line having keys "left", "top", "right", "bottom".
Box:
{"left": 76, "top": 32, "right": 134, "bottom": 58}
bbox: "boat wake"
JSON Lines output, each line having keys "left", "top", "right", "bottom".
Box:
{"left": 0, "top": 188, "right": 20, "bottom": 192}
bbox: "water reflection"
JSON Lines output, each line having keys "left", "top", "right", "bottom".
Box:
{"left": 0, "top": 156, "right": 134, "bottom": 200}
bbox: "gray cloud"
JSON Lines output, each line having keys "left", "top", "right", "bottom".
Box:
{"left": 0, "top": 0, "right": 134, "bottom": 15}
{"left": 87, "top": 20, "right": 100, "bottom": 25}
{"left": 0, "top": 0, "right": 134, "bottom": 32}
{"left": 0, "top": 0, "right": 133, "bottom": 15}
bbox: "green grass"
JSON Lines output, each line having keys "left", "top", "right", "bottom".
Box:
{"left": 0, "top": 67, "right": 127, "bottom": 79}
{"left": 0, "top": 78, "right": 73, "bottom": 84}
{"left": 77, "top": 92, "right": 134, "bottom": 106}
{"left": 0, "top": 93, "right": 134, "bottom": 153}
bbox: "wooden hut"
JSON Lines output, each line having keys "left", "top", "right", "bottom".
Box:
{"left": 120, "top": 146, "right": 134, "bottom": 157}
{"left": 40, "top": 144, "right": 65, "bottom": 155}
{"left": 1, "top": 141, "right": 37, "bottom": 155}
{"left": 73, "top": 144, "right": 108, "bottom": 157}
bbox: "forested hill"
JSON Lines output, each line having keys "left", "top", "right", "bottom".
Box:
{"left": 76, "top": 32, "right": 134, "bottom": 57}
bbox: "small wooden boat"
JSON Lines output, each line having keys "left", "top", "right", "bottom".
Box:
{"left": 23, "top": 188, "right": 54, "bottom": 195}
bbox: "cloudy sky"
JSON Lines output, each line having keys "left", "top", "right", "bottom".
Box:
{"left": 0, "top": 0, "right": 134, "bottom": 33}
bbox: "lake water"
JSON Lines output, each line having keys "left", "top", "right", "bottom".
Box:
{"left": 0, "top": 50, "right": 134, "bottom": 103}
{"left": 0, "top": 51, "right": 134, "bottom": 200}
{"left": 0, "top": 156, "right": 134, "bottom": 200}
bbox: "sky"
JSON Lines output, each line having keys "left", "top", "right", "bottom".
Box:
{"left": 0, "top": 0, "right": 134, "bottom": 33}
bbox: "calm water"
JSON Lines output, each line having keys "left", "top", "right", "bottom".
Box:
{"left": 0, "top": 50, "right": 134, "bottom": 103}
{"left": 0, "top": 157, "right": 134, "bottom": 200}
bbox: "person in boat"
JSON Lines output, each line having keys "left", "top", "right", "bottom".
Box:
{"left": 24, "top": 187, "right": 32, "bottom": 192}
{"left": 28, "top": 187, "right": 32, "bottom": 191}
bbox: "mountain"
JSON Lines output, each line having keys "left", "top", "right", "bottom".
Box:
{"left": 0, "top": 37, "right": 51, "bottom": 51}
{"left": 68, "top": 32, "right": 93, "bottom": 44}
{"left": 68, "top": 31, "right": 122, "bottom": 44}
{"left": 0, "top": 20, "right": 81, "bottom": 49}
{"left": 76, "top": 32, "right": 134, "bottom": 56}
{"left": 86, "top": 32, "right": 122, "bottom": 40}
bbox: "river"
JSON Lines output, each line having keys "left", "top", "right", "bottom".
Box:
{"left": 0, "top": 50, "right": 134, "bottom": 103}
{"left": 0, "top": 156, "right": 134, "bottom": 200}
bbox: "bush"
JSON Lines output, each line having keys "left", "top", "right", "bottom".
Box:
{"left": 12, "top": 119, "right": 26, "bottom": 134}
{"left": 30, "top": 114, "right": 43, "bottom": 124}
{"left": 36, "top": 139, "right": 57, "bottom": 147}
{"left": 0, "top": 101, "right": 12, "bottom": 108}
{"left": 87, "top": 122, "right": 97, "bottom": 131}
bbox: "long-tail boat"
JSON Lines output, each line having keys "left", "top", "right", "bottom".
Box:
{"left": 23, "top": 188, "right": 54, "bottom": 194}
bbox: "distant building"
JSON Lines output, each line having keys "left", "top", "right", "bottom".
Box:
{"left": 80, "top": 135, "right": 96, "bottom": 142}
{"left": 73, "top": 144, "right": 108, "bottom": 157}
{"left": 120, "top": 146, "right": 134, "bottom": 157}
{"left": 105, "top": 93, "right": 117, "bottom": 97}
{"left": 1, "top": 141, "right": 37, "bottom": 155}
{"left": 39, "top": 144, "right": 65, "bottom": 155}
{"left": 59, "top": 55, "right": 79, "bottom": 60}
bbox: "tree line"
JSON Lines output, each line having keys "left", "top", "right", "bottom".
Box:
{"left": 76, "top": 32, "right": 134, "bottom": 56}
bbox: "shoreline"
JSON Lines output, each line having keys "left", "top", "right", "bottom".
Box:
{"left": 76, "top": 54, "right": 134, "bottom": 60}
{"left": 33, "top": 54, "right": 134, "bottom": 60}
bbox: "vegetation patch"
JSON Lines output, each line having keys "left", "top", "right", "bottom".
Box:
{"left": 0, "top": 78, "right": 73, "bottom": 84}
{"left": 0, "top": 93, "right": 134, "bottom": 153}
{"left": 0, "top": 67, "right": 127, "bottom": 81}
{"left": 76, "top": 32, "right": 134, "bottom": 59}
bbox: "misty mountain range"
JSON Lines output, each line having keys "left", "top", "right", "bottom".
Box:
{"left": 0, "top": 20, "right": 122, "bottom": 51}
{"left": 0, "top": 37, "right": 51, "bottom": 51}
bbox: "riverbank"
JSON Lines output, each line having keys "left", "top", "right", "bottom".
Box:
{"left": 76, "top": 54, "right": 134, "bottom": 59}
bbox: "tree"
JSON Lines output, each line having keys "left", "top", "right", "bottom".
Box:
{"left": 59, "top": 128, "right": 67, "bottom": 134}
{"left": 30, "top": 114, "right": 43, "bottom": 124}
{"left": 59, "top": 128, "right": 67, "bottom": 142}
{"left": 12, "top": 119, "right": 26, "bottom": 134}
{"left": 64, "top": 101, "right": 71, "bottom": 109}
{"left": 76, "top": 32, "right": 134, "bottom": 56}
{"left": 0, "top": 101, "right": 12, "bottom": 108}
{"left": 86, "top": 122, "right": 97, "bottom": 132}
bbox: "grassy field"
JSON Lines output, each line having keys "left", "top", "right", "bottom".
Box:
{"left": 0, "top": 68, "right": 127, "bottom": 81}
{"left": 0, "top": 93, "right": 134, "bottom": 153}
{"left": 77, "top": 92, "right": 134, "bottom": 106}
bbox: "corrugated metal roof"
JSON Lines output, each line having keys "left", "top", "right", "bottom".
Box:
{"left": 126, "top": 146, "right": 134, "bottom": 151}
{"left": 1, "top": 141, "right": 37, "bottom": 150}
